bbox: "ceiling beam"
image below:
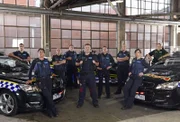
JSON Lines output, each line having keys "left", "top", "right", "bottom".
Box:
{"left": 59, "top": 0, "right": 114, "bottom": 9}
{"left": 126, "top": 12, "right": 180, "bottom": 17}
{"left": 0, "top": 4, "right": 179, "bottom": 25}
{"left": 61, "top": 10, "right": 180, "bottom": 25}
{"left": 107, "top": 0, "right": 121, "bottom": 16}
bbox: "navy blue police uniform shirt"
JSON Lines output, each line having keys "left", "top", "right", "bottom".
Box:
{"left": 33, "top": 59, "right": 51, "bottom": 78}
{"left": 52, "top": 54, "right": 65, "bottom": 62}
{"left": 117, "top": 51, "right": 130, "bottom": 65}
{"left": 98, "top": 53, "right": 114, "bottom": 69}
{"left": 29, "top": 58, "right": 51, "bottom": 80}
{"left": 65, "top": 51, "right": 77, "bottom": 66}
{"left": 130, "top": 58, "right": 150, "bottom": 76}
{"left": 52, "top": 54, "right": 66, "bottom": 71}
{"left": 13, "top": 51, "right": 30, "bottom": 60}
{"left": 77, "top": 53, "right": 98, "bottom": 73}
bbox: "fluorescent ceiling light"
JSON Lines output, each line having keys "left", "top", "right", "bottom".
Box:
{"left": 103, "top": 0, "right": 123, "bottom": 5}
{"left": 113, "top": 0, "right": 123, "bottom": 3}
{"left": 110, "top": 0, "right": 123, "bottom": 5}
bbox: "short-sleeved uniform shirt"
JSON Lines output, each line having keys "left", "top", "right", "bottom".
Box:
{"left": 149, "top": 48, "right": 168, "bottom": 64}
{"left": 76, "top": 53, "right": 98, "bottom": 73}
{"left": 98, "top": 53, "right": 114, "bottom": 69}
{"left": 116, "top": 50, "right": 130, "bottom": 66}
{"left": 33, "top": 59, "right": 51, "bottom": 78}
{"left": 13, "top": 51, "right": 30, "bottom": 60}
{"left": 52, "top": 54, "right": 65, "bottom": 63}
{"left": 29, "top": 58, "right": 51, "bottom": 80}
{"left": 52, "top": 54, "right": 66, "bottom": 71}
{"left": 130, "top": 58, "right": 150, "bottom": 75}
{"left": 64, "top": 51, "right": 77, "bottom": 66}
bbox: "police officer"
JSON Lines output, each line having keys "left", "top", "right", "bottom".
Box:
{"left": 27, "top": 48, "right": 57, "bottom": 118}
{"left": 8, "top": 43, "right": 31, "bottom": 64}
{"left": 65, "top": 45, "right": 78, "bottom": 88}
{"left": 147, "top": 43, "right": 169, "bottom": 65}
{"left": 122, "top": 49, "right": 149, "bottom": 110}
{"left": 114, "top": 44, "right": 130, "bottom": 95}
{"left": 97, "top": 46, "right": 114, "bottom": 99}
{"left": 76, "top": 43, "right": 99, "bottom": 108}
{"left": 52, "top": 48, "right": 66, "bottom": 82}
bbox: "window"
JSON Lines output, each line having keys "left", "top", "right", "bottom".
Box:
{"left": 17, "top": 0, "right": 27, "bottom": 6}
{"left": 92, "top": 31, "right": 99, "bottom": 39}
{"left": 51, "top": 39, "right": 61, "bottom": 48}
{"left": 82, "top": 21, "right": 90, "bottom": 30}
{"left": 72, "top": 30, "right": 81, "bottom": 39}
{"left": 125, "top": 22, "right": 170, "bottom": 56}
{"left": 0, "top": 13, "right": 41, "bottom": 57}
{"left": 61, "top": 20, "right": 71, "bottom": 29}
{"left": 17, "top": 16, "right": 29, "bottom": 26}
{"left": 72, "top": 20, "right": 81, "bottom": 29}
{"left": 51, "top": 29, "right": 61, "bottom": 38}
{"left": 82, "top": 31, "right": 90, "bottom": 39}
{"left": 126, "top": 0, "right": 171, "bottom": 16}
{"left": 51, "top": 19, "right": 60, "bottom": 28}
{"left": 62, "top": 30, "right": 71, "bottom": 38}
{"left": 4, "top": 0, "right": 15, "bottom": 4}
{"left": 51, "top": 19, "right": 117, "bottom": 57}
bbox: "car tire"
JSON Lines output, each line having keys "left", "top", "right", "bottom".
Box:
{"left": 0, "top": 90, "right": 18, "bottom": 116}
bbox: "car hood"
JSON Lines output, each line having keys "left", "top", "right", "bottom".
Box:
{"left": 143, "top": 74, "right": 173, "bottom": 85}
{"left": 143, "top": 65, "right": 178, "bottom": 85}
{"left": 0, "top": 72, "right": 28, "bottom": 84}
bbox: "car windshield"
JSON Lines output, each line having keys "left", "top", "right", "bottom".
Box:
{"left": 0, "top": 58, "right": 16, "bottom": 67}
{"left": 0, "top": 57, "right": 28, "bottom": 68}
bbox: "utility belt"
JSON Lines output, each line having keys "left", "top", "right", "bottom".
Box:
{"left": 80, "top": 71, "right": 94, "bottom": 76}
{"left": 118, "top": 63, "right": 129, "bottom": 67}
{"left": 100, "top": 67, "right": 109, "bottom": 71}
{"left": 36, "top": 76, "right": 51, "bottom": 81}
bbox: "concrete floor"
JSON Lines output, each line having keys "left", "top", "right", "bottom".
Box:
{"left": 1, "top": 86, "right": 180, "bottom": 122}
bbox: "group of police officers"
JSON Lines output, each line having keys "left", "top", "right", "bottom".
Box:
{"left": 8, "top": 42, "right": 169, "bottom": 117}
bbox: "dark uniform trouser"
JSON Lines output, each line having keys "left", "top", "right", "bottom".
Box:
{"left": 67, "top": 65, "right": 77, "bottom": 87}
{"left": 98, "top": 69, "right": 110, "bottom": 97}
{"left": 123, "top": 75, "right": 142, "bottom": 108}
{"left": 78, "top": 73, "right": 98, "bottom": 105}
{"left": 116, "top": 65, "right": 129, "bottom": 92}
{"left": 54, "top": 69, "right": 66, "bottom": 83}
{"left": 38, "top": 77, "right": 57, "bottom": 115}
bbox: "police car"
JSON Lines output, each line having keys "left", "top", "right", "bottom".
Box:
{"left": 0, "top": 56, "right": 66, "bottom": 116}
{"left": 135, "top": 54, "right": 180, "bottom": 109}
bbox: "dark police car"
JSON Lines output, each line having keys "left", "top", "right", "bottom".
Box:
{"left": 0, "top": 56, "right": 66, "bottom": 116}
{"left": 135, "top": 54, "right": 180, "bottom": 109}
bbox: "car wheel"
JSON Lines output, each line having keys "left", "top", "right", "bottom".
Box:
{"left": 0, "top": 90, "right": 18, "bottom": 116}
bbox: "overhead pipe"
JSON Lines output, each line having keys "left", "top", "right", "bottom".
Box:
{"left": 62, "top": 10, "right": 180, "bottom": 25}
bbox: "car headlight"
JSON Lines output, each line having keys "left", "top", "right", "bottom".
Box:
{"left": 156, "top": 81, "right": 179, "bottom": 90}
{"left": 19, "top": 84, "right": 39, "bottom": 92}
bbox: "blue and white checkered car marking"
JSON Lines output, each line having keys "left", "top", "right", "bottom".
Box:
{"left": 0, "top": 80, "right": 20, "bottom": 92}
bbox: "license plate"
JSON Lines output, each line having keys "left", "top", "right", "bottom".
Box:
{"left": 53, "top": 93, "right": 61, "bottom": 100}
{"left": 135, "top": 95, "right": 145, "bottom": 101}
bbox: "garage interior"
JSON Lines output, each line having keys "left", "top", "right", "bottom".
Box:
{"left": 0, "top": 0, "right": 180, "bottom": 122}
